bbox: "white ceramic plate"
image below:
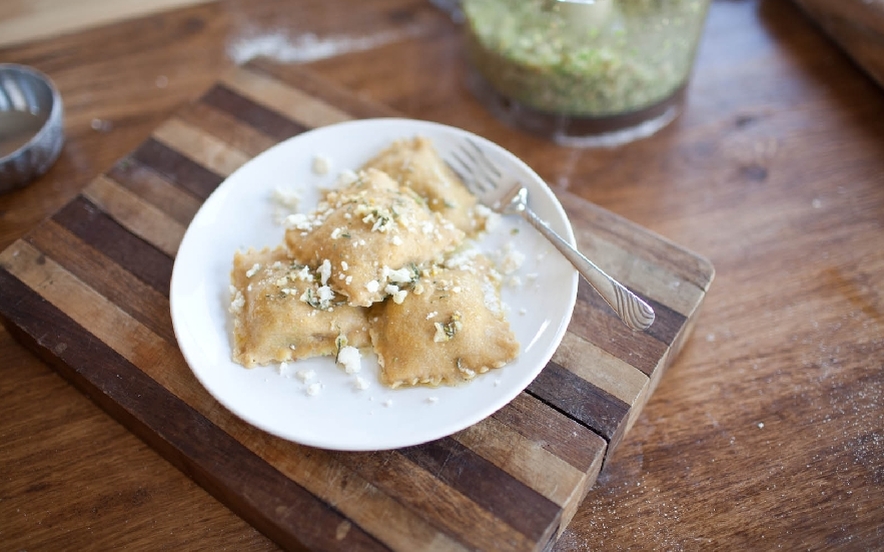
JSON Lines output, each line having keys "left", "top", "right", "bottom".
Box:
{"left": 170, "top": 118, "right": 578, "bottom": 451}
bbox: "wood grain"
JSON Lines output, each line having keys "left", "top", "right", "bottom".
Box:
{"left": 792, "top": 0, "right": 884, "bottom": 90}
{"left": 0, "top": 57, "right": 710, "bottom": 550}
{"left": 1, "top": 0, "right": 882, "bottom": 550}
{"left": 0, "top": 0, "right": 219, "bottom": 48}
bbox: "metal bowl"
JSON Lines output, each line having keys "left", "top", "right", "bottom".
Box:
{"left": 0, "top": 64, "right": 65, "bottom": 194}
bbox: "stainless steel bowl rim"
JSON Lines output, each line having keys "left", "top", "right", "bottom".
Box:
{"left": 0, "top": 63, "right": 65, "bottom": 192}
{"left": 0, "top": 63, "right": 64, "bottom": 162}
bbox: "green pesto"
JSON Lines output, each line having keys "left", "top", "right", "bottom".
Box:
{"left": 462, "top": 0, "right": 710, "bottom": 117}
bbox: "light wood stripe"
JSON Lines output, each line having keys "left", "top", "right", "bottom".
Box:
{"left": 83, "top": 175, "right": 186, "bottom": 257}
{"left": 176, "top": 100, "right": 281, "bottom": 159}
{"left": 453, "top": 416, "right": 590, "bottom": 528}
{"left": 107, "top": 159, "right": 204, "bottom": 226}
{"left": 153, "top": 117, "right": 251, "bottom": 178}
{"left": 553, "top": 331, "right": 648, "bottom": 407}
{"left": 576, "top": 227, "right": 704, "bottom": 317}
{"left": 222, "top": 65, "right": 354, "bottom": 130}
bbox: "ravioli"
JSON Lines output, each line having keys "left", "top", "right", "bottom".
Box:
{"left": 363, "top": 136, "right": 488, "bottom": 236}
{"left": 284, "top": 168, "right": 464, "bottom": 307}
{"left": 229, "top": 246, "right": 370, "bottom": 367}
{"left": 369, "top": 260, "right": 519, "bottom": 388}
{"left": 230, "top": 137, "right": 522, "bottom": 390}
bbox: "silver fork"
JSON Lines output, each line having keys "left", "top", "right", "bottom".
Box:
{"left": 447, "top": 140, "right": 655, "bottom": 332}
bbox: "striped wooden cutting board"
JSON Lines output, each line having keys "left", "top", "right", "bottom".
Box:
{"left": 0, "top": 58, "right": 714, "bottom": 551}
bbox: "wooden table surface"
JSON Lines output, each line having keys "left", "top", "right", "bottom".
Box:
{"left": 2, "top": 0, "right": 882, "bottom": 549}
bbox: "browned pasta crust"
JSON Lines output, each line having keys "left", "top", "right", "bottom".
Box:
{"left": 369, "top": 262, "right": 519, "bottom": 388}
{"left": 284, "top": 168, "right": 464, "bottom": 307}
{"left": 363, "top": 136, "right": 487, "bottom": 236}
{"left": 230, "top": 246, "right": 370, "bottom": 367}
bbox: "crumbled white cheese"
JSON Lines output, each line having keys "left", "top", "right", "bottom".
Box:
{"left": 319, "top": 259, "right": 332, "bottom": 285}
{"left": 246, "top": 263, "right": 261, "bottom": 278}
{"left": 499, "top": 245, "right": 525, "bottom": 274}
{"left": 383, "top": 399, "right": 393, "bottom": 407}
{"left": 229, "top": 290, "right": 245, "bottom": 313}
{"left": 306, "top": 382, "right": 323, "bottom": 396}
{"left": 312, "top": 154, "right": 331, "bottom": 175}
{"left": 336, "top": 346, "right": 361, "bottom": 374}
{"left": 335, "top": 169, "right": 359, "bottom": 187}
{"left": 294, "top": 266, "right": 312, "bottom": 282}
{"left": 391, "top": 289, "right": 408, "bottom": 304}
{"left": 296, "top": 369, "right": 315, "bottom": 382}
{"left": 271, "top": 187, "right": 302, "bottom": 210}
{"left": 384, "top": 266, "right": 413, "bottom": 284}
{"left": 285, "top": 213, "right": 313, "bottom": 231}
{"left": 354, "top": 376, "right": 370, "bottom": 390}
{"left": 427, "top": 396, "right": 439, "bottom": 404}
{"left": 277, "top": 361, "right": 299, "bottom": 378}
{"left": 475, "top": 204, "right": 500, "bottom": 231}
{"left": 366, "top": 280, "right": 380, "bottom": 293}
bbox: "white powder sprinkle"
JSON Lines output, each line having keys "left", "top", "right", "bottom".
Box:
{"left": 227, "top": 28, "right": 424, "bottom": 65}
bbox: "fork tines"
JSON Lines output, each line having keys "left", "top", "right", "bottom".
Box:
{"left": 446, "top": 138, "right": 502, "bottom": 196}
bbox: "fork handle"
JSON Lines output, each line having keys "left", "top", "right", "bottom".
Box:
{"left": 519, "top": 207, "right": 656, "bottom": 332}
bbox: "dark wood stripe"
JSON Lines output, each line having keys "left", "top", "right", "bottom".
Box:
{"left": 576, "top": 277, "right": 684, "bottom": 346}
{"left": 52, "top": 196, "right": 173, "bottom": 297}
{"left": 0, "top": 267, "right": 390, "bottom": 552}
{"left": 527, "top": 360, "right": 631, "bottom": 449}
{"left": 200, "top": 83, "right": 310, "bottom": 142}
{"left": 130, "top": 137, "right": 223, "bottom": 201}
{"left": 107, "top": 158, "right": 203, "bottom": 226}
{"left": 572, "top": 278, "right": 669, "bottom": 376}
{"left": 400, "top": 437, "right": 560, "bottom": 544}
{"left": 25, "top": 220, "right": 175, "bottom": 343}
{"left": 492, "top": 393, "right": 606, "bottom": 473}
{"left": 643, "top": 296, "right": 684, "bottom": 345}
